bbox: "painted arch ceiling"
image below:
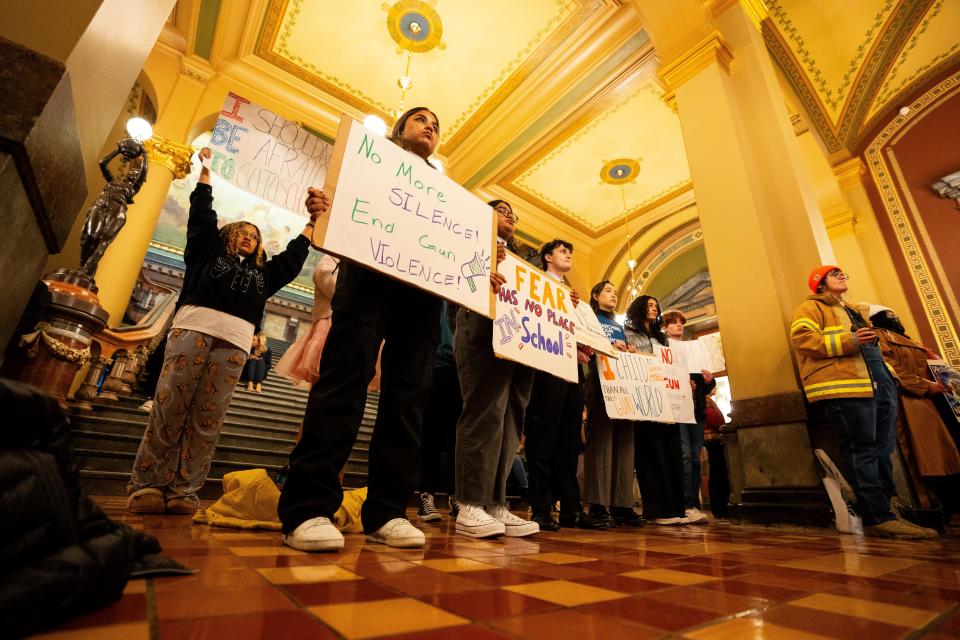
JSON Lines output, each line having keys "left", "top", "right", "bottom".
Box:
{"left": 177, "top": 0, "right": 959, "bottom": 241}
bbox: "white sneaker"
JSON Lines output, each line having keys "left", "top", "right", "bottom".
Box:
{"left": 366, "top": 518, "right": 425, "bottom": 548}
{"left": 684, "top": 508, "right": 709, "bottom": 524}
{"left": 456, "top": 503, "right": 506, "bottom": 538}
{"left": 282, "top": 516, "right": 344, "bottom": 552}
{"left": 652, "top": 517, "right": 684, "bottom": 526}
{"left": 138, "top": 399, "right": 154, "bottom": 413}
{"left": 487, "top": 504, "right": 538, "bottom": 537}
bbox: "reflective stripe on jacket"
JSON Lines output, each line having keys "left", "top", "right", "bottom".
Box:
{"left": 790, "top": 294, "right": 874, "bottom": 402}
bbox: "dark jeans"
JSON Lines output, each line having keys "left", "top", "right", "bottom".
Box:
{"left": 278, "top": 264, "right": 441, "bottom": 534}
{"left": 703, "top": 438, "right": 729, "bottom": 517}
{"left": 419, "top": 364, "right": 461, "bottom": 495}
{"left": 679, "top": 421, "right": 705, "bottom": 509}
{"left": 242, "top": 358, "right": 267, "bottom": 384}
{"left": 635, "top": 422, "right": 685, "bottom": 519}
{"left": 812, "top": 344, "right": 897, "bottom": 526}
{"left": 525, "top": 371, "right": 584, "bottom": 518}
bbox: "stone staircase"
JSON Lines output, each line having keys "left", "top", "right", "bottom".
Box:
{"left": 74, "top": 337, "right": 374, "bottom": 499}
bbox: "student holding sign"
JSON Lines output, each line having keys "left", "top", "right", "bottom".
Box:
{"left": 452, "top": 200, "right": 538, "bottom": 538}
{"left": 128, "top": 147, "right": 313, "bottom": 515}
{"left": 278, "top": 108, "right": 444, "bottom": 551}
{"left": 663, "top": 310, "right": 714, "bottom": 525}
{"left": 524, "top": 240, "right": 609, "bottom": 531}
{"left": 582, "top": 281, "right": 645, "bottom": 527}
{"left": 624, "top": 295, "right": 688, "bottom": 525}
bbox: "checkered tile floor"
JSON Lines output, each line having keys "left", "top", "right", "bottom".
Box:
{"left": 35, "top": 497, "right": 960, "bottom": 639}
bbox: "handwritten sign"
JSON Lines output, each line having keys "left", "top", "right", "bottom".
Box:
{"left": 669, "top": 333, "right": 726, "bottom": 374}
{"left": 596, "top": 346, "right": 695, "bottom": 423}
{"left": 573, "top": 303, "right": 619, "bottom": 357}
{"left": 206, "top": 93, "right": 333, "bottom": 216}
{"left": 492, "top": 251, "right": 578, "bottom": 383}
{"left": 314, "top": 115, "right": 496, "bottom": 316}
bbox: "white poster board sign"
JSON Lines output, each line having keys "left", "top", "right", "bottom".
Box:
{"left": 315, "top": 115, "right": 497, "bottom": 316}
{"left": 574, "top": 303, "right": 619, "bottom": 357}
{"left": 669, "top": 334, "right": 726, "bottom": 374}
{"left": 206, "top": 92, "right": 333, "bottom": 216}
{"left": 596, "top": 346, "right": 695, "bottom": 423}
{"left": 492, "top": 251, "right": 578, "bottom": 383}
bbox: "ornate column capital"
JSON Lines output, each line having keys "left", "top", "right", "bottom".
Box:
{"left": 706, "top": 0, "right": 768, "bottom": 29}
{"left": 832, "top": 158, "right": 866, "bottom": 190}
{"left": 658, "top": 31, "right": 734, "bottom": 92}
{"left": 143, "top": 135, "right": 194, "bottom": 179}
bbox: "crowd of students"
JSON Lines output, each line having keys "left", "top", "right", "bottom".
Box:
{"left": 123, "top": 105, "right": 957, "bottom": 547}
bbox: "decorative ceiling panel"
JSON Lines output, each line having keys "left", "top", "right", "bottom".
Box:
{"left": 257, "top": 0, "right": 594, "bottom": 154}
{"left": 508, "top": 79, "right": 691, "bottom": 233}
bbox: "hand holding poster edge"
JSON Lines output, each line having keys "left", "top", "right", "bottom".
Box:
{"left": 313, "top": 113, "right": 498, "bottom": 318}
{"left": 573, "top": 302, "right": 619, "bottom": 357}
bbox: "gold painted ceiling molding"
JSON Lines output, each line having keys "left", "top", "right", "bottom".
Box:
{"left": 864, "top": 70, "right": 960, "bottom": 366}
{"left": 705, "top": 0, "right": 768, "bottom": 28}
{"left": 612, "top": 220, "right": 703, "bottom": 306}
{"left": 255, "top": 0, "right": 600, "bottom": 157}
{"left": 657, "top": 31, "right": 733, "bottom": 91}
{"left": 763, "top": 0, "right": 938, "bottom": 152}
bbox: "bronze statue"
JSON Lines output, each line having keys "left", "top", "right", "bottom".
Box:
{"left": 79, "top": 138, "right": 149, "bottom": 276}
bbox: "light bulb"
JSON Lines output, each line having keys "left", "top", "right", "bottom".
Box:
{"left": 363, "top": 115, "right": 387, "bottom": 136}
{"left": 627, "top": 259, "right": 637, "bottom": 270}
{"left": 397, "top": 76, "right": 413, "bottom": 90}
{"left": 630, "top": 288, "right": 638, "bottom": 296}
{"left": 126, "top": 117, "right": 153, "bottom": 142}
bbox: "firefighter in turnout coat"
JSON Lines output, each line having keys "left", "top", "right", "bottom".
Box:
{"left": 790, "top": 265, "right": 937, "bottom": 539}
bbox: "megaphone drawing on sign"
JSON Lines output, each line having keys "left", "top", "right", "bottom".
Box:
{"left": 460, "top": 252, "right": 487, "bottom": 293}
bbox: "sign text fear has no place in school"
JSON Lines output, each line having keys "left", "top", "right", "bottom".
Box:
{"left": 493, "top": 251, "right": 578, "bottom": 383}
{"left": 315, "top": 115, "right": 497, "bottom": 316}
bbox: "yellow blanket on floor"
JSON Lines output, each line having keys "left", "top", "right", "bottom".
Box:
{"left": 192, "top": 469, "right": 366, "bottom": 533}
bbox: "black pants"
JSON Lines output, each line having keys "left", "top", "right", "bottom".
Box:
{"left": 703, "top": 438, "right": 729, "bottom": 517}
{"left": 419, "top": 364, "right": 461, "bottom": 495}
{"left": 525, "top": 371, "right": 584, "bottom": 518}
{"left": 635, "top": 422, "right": 685, "bottom": 519}
{"left": 278, "top": 263, "right": 441, "bottom": 534}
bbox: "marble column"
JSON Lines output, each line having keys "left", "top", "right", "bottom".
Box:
{"left": 635, "top": 0, "right": 836, "bottom": 525}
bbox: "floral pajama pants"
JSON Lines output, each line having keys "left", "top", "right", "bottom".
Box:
{"left": 128, "top": 328, "right": 246, "bottom": 503}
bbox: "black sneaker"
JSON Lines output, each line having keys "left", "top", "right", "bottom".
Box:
{"left": 532, "top": 513, "right": 560, "bottom": 531}
{"left": 417, "top": 492, "right": 441, "bottom": 522}
{"left": 611, "top": 507, "right": 646, "bottom": 527}
{"left": 590, "top": 505, "right": 617, "bottom": 527}
{"left": 449, "top": 496, "right": 460, "bottom": 519}
{"left": 559, "top": 511, "right": 613, "bottom": 530}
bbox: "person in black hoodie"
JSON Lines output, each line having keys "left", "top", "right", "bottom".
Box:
{"left": 127, "top": 147, "right": 312, "bottom": 515}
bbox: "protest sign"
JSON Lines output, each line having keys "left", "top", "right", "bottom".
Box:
{"left": 699, "top": 332, "right": 727, "bottom": 373}
{"left": 929, "top": 359, "right": 960, "bottom": 424}
{"left": 492, "top": 251, "right": 578, "bottom": 383}
{"left": 669, "top": 333, "right": 726, "bottom": 374}
{"left": 315, "top": 115, "right": 497, "bottom": 316}
{"left": 596, "top": 346, "right": 695, "bottom": 424}
{"left": 573, "top": 303, "right": 619, "bottom": 356}
{"left": 205, "top": 92, "right": 333, "bottom": 216}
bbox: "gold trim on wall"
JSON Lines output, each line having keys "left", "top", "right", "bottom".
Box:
{"left": 864, "top": 71, "right": 960, "bottom": 366}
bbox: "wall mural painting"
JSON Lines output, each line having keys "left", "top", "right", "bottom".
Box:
{"left": 152, "top": 132, "right": 322, "bottom": 294}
